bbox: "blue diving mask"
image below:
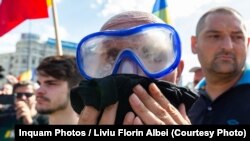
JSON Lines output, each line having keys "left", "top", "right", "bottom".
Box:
{"left": 76, "top": 23, "right": 181, "bottom": 80}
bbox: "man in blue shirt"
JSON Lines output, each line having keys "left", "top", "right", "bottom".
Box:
{"left": 187, "top": 7, "right": 250, "bottom": 124}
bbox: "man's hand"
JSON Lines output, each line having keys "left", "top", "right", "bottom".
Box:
{"left": 124, "top": 83, "right": 191, "bottom": 125}
{"left": 78, "top": 83, "right": 190, "bottom": 125}
{"left": 78, "top": 102, "right": 118, "bottom": 125}
{"left": 15, "top": 101, "right": 33, "bottom": 124}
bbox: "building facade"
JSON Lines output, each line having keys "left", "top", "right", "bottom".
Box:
{"left": 0, "top": 33, "right": 78, "bottom": 84}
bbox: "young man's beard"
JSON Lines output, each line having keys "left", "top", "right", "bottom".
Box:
{"left": 37, "top": 100, "right": 68, "bottom": 115}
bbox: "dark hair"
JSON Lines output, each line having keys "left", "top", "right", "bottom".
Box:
{"left": 196, "top": 7, "right": 246, "bottom": 36}
{"left": 37, "top": 55, "right": 83, "bottom": 88}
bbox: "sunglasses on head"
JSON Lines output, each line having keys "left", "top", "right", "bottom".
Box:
{"left": 15, "top": 93, "right": 34, "bottom": 99}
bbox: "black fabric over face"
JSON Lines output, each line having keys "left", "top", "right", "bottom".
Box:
{"left": 70, "top": 74, "right": 198, "bottom": 124}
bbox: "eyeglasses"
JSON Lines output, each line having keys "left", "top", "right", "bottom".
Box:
{"left": 76, "top": 23, "right": 181, "bottom": 80}
{"left": 15, "top": 93, "right": 34, "bottom": 99}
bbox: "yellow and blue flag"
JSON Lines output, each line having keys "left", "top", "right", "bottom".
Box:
{"left": 152, "top": 0, "right": 171, "bottom": 24}
{"left": 17, "top": 69, "right": 36, "bottom": 81}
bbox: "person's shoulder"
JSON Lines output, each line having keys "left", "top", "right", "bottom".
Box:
{"left": 237, "top": 63, "right": 250, "bottom": 85}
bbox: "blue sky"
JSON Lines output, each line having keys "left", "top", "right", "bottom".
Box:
{"left": 0, "top": 0, "right": 250, "bottom": 85}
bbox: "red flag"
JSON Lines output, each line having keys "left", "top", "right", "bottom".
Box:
{"left": 0, "top": 0, "right": 48, "bottom": 37}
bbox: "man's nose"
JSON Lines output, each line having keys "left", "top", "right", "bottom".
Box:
{"left": 35, "top": 86, "right": 46, "bottom": 96}
{"left": 221, "top": 36, "right": 233, "bottom": 50}
{"left": 18, "top": 94, "right": 28, "bottom": 100}
{"left": 117, "top": 58, "right": 140, "bottom": 74}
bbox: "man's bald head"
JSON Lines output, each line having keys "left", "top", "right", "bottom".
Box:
{"left": 100, "top": 11, "right": 164, "bottom": 31}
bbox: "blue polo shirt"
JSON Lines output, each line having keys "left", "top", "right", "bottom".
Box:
{"left": 188, "top": 63, "right": 250, "bottom": 125}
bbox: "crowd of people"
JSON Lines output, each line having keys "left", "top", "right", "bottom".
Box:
{"left": 0, "top": 6, "right": 249, "bottom": 126}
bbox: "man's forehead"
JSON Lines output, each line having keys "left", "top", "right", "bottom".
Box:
{"left": 37, "top": 75, "right": 58, "bottom": 82}
{"left": 101, "top": 11, "right": 163, "bottom": 31}
{"left": 16, "top": 86, "right": 33, "bottom": 91}
{"left": 205, "top": 13, "right": 244, "bottom": 29}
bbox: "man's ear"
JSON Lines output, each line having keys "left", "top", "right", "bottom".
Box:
{"left": 191, "top": 36, "right": 198, "bottom": 54}
{"left": 177, "top": 60, "right": 184, "bottom": 81}
{"left": 248, "top": 37, "right": 250, "bottom": 48}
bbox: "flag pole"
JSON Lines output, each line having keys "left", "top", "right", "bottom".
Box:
{"left": 51, "top": 0, "right": 63, "bottom": 56}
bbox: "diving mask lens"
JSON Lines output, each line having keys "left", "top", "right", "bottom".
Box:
{"left": 76, "top": 23, "right": 181, "bottom": 80}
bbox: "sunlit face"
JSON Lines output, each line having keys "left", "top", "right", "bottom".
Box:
{"left": 35, "top": 74, "right": 69, "bottom": 115}
{"left": 1, "top": 84, "right": 13, "bottom": 95}
{"left": 195, "top": 12, "right": 248, "bottom": 75}
{"left": 161, "top": 69, "right": 177, "bottom": 83}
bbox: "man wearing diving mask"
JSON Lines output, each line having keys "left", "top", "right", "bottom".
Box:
{"left": 71, "top": 11, "right": 197, "bottom": 124}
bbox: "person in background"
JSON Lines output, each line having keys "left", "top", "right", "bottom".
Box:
{"left": 0, "top": 82, "right": 15, "bottom": 126}
{"left": 189, "top": 66, "right": 203, "bottom": 87}
{"left": 0, "top": 83, "right": 13, "bottom": 95}
{"left": 14, "top": 81, "right": 48, "bottom": 125}
{"left": 188, "top": 7, "right": 250, "bottom": 124}
{"left": 36, "top": 55, "right": 83, "bottom": 124}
